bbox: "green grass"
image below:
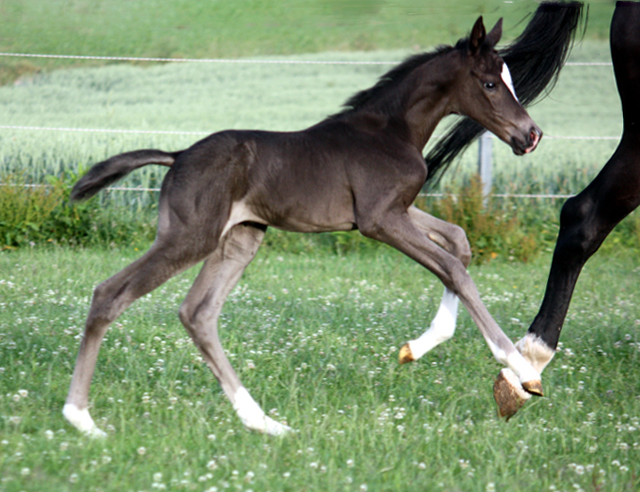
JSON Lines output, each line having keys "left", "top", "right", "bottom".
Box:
{"left": 0, "top": 0, "right": 615, "bottom": 83}
{"left": 0, "top": 1, "right": 622, "bottom": 206}
{"left": 1, "top": 246, "right": 640, "bottom": 491}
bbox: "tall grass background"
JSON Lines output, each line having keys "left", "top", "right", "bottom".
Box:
{"left": 1, "top": 39, "right": 635, "bottom": 258}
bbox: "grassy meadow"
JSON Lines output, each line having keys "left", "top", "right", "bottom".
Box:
{"left": 3, "top": 1, "right": 640, "bottom": 491}
{"left": 1, "top": 248, "right": 640, "bottom": 492}
{"left": 0, "top": 42, "right": 624, "bottom": 200}
{"left": 0, "top": 0, "right": 616, "bottom": 83}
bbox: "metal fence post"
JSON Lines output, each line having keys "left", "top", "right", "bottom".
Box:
{"left": 478, "top": 131, "right": 493, "bottom": 198}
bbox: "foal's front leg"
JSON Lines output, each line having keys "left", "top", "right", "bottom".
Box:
{"left": 359, "top": 209, "right": 542, "bottom": 395}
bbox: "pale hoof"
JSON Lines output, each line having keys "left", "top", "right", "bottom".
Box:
{"left": 398, "top": 343, "right": 415, "bottom": 364}
{"left": 63, "top": 403, "right": 107, "bottom": 438}
{"left": 493, "top": 368, "right": 531, "bottom": 420}
{"left": 262, "top": 416, "right": 294, "bottom": 436}
{"left": 243, "top": 415, "right": 293, "bottom": 436}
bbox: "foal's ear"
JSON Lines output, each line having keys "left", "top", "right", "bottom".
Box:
{"left": 484, "top": 18, "right": 503, "bottom": 49}
{"left": 469, "top": 16, "right": 486, "bottom": 55}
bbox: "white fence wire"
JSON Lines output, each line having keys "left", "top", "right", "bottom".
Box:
{"left": 0, "top": 51, "right": 618, "bottom": 199}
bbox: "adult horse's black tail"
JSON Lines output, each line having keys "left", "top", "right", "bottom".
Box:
{"left": 424, "top": 1, "right": 585, "bottom": 187}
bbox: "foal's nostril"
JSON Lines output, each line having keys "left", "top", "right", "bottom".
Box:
{"left": 529, "top": 127, "right": 542, "bottom": 146}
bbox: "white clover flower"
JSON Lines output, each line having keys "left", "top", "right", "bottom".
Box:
{"left": 137, "top": 446, "right": 147, "bottom": 456}
{"left": 18, "top": 389, "right": 28, "bottom": 398}
{"left": 44, "top": 430, "right": 54, "bottom": 440}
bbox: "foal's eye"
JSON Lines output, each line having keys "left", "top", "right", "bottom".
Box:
{"left": 484, "top": 82, "right": 496, "bottom": 91}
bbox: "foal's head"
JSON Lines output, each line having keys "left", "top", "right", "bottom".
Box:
{"left": 453, "top": 17, "right": 542, "bottom": 155}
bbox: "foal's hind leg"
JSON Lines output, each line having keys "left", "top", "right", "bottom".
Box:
{"left": 64, "top": 241, "right": 207, "bottom": 437}
{"left": 398, "top": 206, "right": 471, "bottom": 364}
{"left": 178, "top": 223, "right": 291, "bottom": 436}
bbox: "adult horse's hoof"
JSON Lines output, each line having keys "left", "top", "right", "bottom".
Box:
{"left": 493, "top": 368, "right": 531, "bottom": 420}
{"left": 398, "top": 343, "right": 414, "bottom": 364}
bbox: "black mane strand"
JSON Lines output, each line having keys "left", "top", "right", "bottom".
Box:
{"left": 330, "top": 44, "right": 460, "bottom": 119}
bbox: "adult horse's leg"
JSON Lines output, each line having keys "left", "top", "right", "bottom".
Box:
{"left": 493, "top": 140, "right": 640, "bottom": 418}
{"left": 494, "top": 0, "right": 640, "bottom": 419}
{"left": 358, "top": 209, "right": 542, "bottom": 393}
{"left": 399, "top": 206, "right": 471, "bottom": 363}
{"left": 64, "top": 239, "right": 210, "bottom": 437}
{"left": 178, "top": 223, "right": 291, "bottom": 436}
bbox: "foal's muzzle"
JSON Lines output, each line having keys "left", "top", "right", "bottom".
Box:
{"left": 511, "top": 126, "right": 542, "bottom": 156}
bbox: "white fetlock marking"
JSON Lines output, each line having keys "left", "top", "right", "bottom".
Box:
{"left": 486, "top": 340, "right": 541, "bottom": 385}
{"left": 500, "top": 368, "right": 532, "bottom": 401}
{"left": 407, "top": 288, "right": 459, "bottom": 361}
{"left": 501, "top": 62, "right": 519, "bottom": 101}
{"left": 232, "top": 387, "right": 292, "bottom": 436}
{"left": 506, "top": 350, "right": 541, "bottom": 384}
{"left": 63, "top": 403, "right": 107, "bottom": 438}
{"left": 516, "top": 334, "right": 556, "bottom": 373}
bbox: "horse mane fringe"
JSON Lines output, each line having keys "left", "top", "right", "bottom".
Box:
{"left": 424, "top": 1, "right": 586, "bottom": 188}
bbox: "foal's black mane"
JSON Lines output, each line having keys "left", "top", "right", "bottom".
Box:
{"left": 424, "top": 1, "right": 585, "bottom": 187}
{"left": 330, "top": 41, "right": 464, "bottom": 119}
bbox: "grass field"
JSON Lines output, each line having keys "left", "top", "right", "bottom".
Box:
{"left": 3, "top": 2, "right": 640, "bottom": 491}
{"left": 0, "top": 40, "right": 623, "bottom": 204}
{"left": 0, "top": 0, "right": 621, "bottom": 201}
{"left": 0, "top": 0, "right": 615, "bottom": 81}
{"left": 1, "top": 247, "right": 640, "bottom": 491}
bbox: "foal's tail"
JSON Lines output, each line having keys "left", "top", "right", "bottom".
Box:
{"left": 424, "top": 1, "right": 586, "bottom": 187}
{"left": 70, "top": 149, "right": 179, "bottom": 201}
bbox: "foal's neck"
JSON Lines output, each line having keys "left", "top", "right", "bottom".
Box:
{"left": 402, "top": 52, "right": 463, "bottom": 150}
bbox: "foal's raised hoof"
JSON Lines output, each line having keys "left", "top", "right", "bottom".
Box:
{"left": 493, "top": 368, "right": 532, "bottom": 420}
{"left": 398, "top": 343, "right": 414, "bottom": 364}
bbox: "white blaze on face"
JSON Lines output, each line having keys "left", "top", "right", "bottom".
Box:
{"left": 501, "top": 62, "right": 518, "bottom": 101}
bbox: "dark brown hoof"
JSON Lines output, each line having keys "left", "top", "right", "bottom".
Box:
{"left": 522, "top": 379, "right": 544, "bottom": 397}
{"left": 398, "top": 343, "right": 414, "bottom": 364}
{"left": 493, "top": 369, "right": 531, "bottom": 420}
